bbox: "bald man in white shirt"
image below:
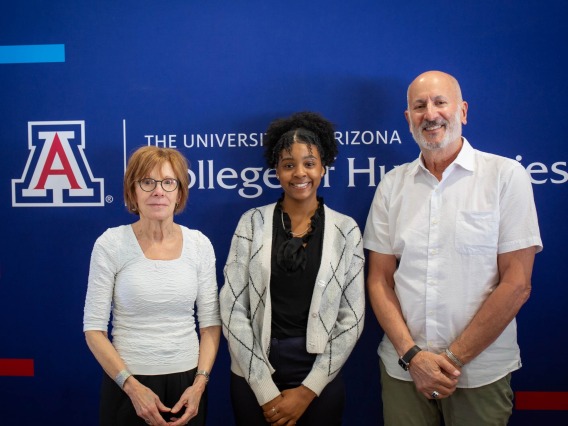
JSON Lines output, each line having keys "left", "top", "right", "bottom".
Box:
{"left": 363, "top": 71, "right": 542, "bottom": 426}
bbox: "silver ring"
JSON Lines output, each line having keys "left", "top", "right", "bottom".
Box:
{"left": 431, "top": 390, "right": 440, "bottom": 399}
{"left": 271, "top": 407, "right": 277, "bottom": 414}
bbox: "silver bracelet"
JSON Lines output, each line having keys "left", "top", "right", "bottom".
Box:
{"left": 194, "top": 369, "right": 210, "bottom": 384}
{"left": 445, "top": 348, "right": 464, "bottom": 367}
{"left": 114, "top": 369, "right": 132, "bottom": 389}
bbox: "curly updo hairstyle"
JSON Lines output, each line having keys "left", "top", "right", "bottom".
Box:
{"left": 263, "top": 111, "right": 338, "bottom": 169}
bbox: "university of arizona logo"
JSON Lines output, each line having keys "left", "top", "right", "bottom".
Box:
{"left": 12, "top": 121, "right": 104, "bottom": 207}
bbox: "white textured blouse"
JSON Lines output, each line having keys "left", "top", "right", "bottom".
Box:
{"left": 83, "top": 225, "right": 220, "bottom": 375}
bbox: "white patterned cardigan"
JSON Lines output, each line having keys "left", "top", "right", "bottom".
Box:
{"left": 220, "top": 202, "right": 365, "bottom": 406}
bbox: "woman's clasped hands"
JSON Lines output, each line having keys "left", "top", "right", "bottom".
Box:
{"left": 124, "top": 378, "right": 204, "bottom": 426}
{"left": 262, "top": 385, "right": 316, "bottom": 425}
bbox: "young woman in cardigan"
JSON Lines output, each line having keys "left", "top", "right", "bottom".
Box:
{"left": 220, "top": 111, "right": 365, "bottom": 426}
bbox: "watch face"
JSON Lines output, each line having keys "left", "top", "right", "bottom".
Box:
{"left": 398, "top": 358, "right": 409, "bottom": 371}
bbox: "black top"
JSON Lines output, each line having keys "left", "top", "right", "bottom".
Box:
{"left": 270, "top": 196, "right": 325, "bottom": 339}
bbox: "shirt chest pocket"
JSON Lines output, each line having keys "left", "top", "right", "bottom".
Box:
{"left": 455, "top": 210, "right": 498, "bottom": 255}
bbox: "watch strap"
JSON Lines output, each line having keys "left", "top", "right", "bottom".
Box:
{"left": 398, "top": 345, "right": 422, "bottom": 371}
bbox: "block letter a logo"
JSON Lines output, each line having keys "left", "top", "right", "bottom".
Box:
{"left": 12, "top": 121, "right": 104, "bottom": 207}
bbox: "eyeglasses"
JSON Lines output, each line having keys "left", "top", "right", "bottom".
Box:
{"left": 137, "top": 178, "right": 179, "bottom": 192}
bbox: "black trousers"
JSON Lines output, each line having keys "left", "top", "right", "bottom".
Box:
{"left": 99, "top": 368, "right": 207, "bottom": 426}
{"left": 230, "top": 336, "right": 345, "bottom": 426}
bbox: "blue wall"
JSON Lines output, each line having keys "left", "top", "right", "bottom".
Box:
{"left": 1, "top": 1, "right": 566, "bottom": 424}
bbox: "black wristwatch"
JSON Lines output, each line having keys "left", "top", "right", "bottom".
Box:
{"left": 398, "top": 345, "right": 422, "bottom": 371}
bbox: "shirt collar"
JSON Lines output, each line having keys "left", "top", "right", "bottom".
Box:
{"left": 408, "top": 137, "right": 475, "bottom": 176}
{"left": 453, "top": 137, "right": 475, "bottom": 172}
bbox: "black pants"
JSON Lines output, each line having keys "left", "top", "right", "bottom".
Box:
{"left": 230, "top": 336, "right": 345, "bottom": 426}
{"left": 99, "top": 368, "right": 207, "bottom": 426}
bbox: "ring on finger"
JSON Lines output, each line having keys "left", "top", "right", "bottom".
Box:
{"left": 431, "top": 390, "right": 440, "bottom": 399}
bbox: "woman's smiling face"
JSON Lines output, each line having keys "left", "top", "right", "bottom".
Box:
{"left": 276, "top": 141, "right": 324, "bottom": 205}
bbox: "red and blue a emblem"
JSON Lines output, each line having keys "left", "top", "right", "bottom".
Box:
{"left": 11, "top": 121, "right": 104, "bottom": 207}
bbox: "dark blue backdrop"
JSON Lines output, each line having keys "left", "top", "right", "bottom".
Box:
{"left": 1, "top": 1, "right": 567, "bottom": 424}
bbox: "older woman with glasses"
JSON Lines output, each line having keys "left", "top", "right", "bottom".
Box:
{"left": 84, "top": 146, "right": 221, "bottom": 426}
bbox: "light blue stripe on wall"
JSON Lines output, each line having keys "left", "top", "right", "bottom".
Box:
{"left": 0, "top": 44, "right": 65, "bottom": 64}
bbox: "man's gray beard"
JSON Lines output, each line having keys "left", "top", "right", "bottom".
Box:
{"left": 411, "top": 110, "right": 462, "bottom": 151}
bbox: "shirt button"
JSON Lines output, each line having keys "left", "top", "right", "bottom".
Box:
{"left": 312, "top": 313, "right": 318, "bottom": 318}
